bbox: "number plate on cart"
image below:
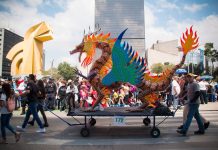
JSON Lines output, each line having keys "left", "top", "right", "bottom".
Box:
{"left": 113, "top": 116, "right": 126, "bottom": 126}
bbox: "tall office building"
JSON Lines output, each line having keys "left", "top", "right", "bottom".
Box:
{"left": 95, "top": 0, "right": 145, "bottom": 56}
{"left": 0, "top": 28, "right": 23, "bottom": 78}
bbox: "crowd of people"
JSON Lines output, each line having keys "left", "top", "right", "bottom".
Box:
{"left": 0, "top": 73, "right": 218, "bottom": 143}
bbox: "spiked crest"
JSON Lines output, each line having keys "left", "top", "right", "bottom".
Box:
{"left": 180, "top": 26, "right": 199, "bottom": 55}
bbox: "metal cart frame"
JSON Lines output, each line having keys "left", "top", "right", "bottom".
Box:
{"left": 58, "top": 107, "right": 176, "bottom": 138}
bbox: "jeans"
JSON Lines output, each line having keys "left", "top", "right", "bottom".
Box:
{"left": 22, "top": 102, "right": 43, "bottom": 129}
{"left": 208, "top": 94, "right": 216, "bottom": 102}
{"left": 45, "top": 96, "right": 56, "bottom": 110}
{"left": 182, "top": 104, "right": 204, "bottom": 133}
{"left": 31, "top": 101, "right": 48, "bottom": 125}
{"left": 173, "top": 95, "right": 179, "bottom": 109}
{"left": 1, "top": 113, "right": 16, "bottom": 139}
{"left": 200, "top": 90, "right": 208, "bottom": 104}
{"left": 166, "top": 94, "right": 173, "bottom": 107}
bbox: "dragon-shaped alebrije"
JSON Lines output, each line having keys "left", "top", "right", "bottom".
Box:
{"left": 70, "top": 26, "right": 199, "bottom": 109}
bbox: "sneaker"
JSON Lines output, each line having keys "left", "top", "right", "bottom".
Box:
{"left": 177, "top": 125, "right": 183, "bottom": 129}
{"left": 194, "top": 130, "right": 205, "bottom": 135}
{"left": 36, "top": 128, "right": 46, "bottom": 133}
{"left": 204, "top": 121, "right": 210, "bottom": 130}
{"left": 15, "top": 132, "right": 21, "bottom": 143}
{"left": 177, "top": 129, "right": 186, "bottom": 136}
{"left": 16, "top": 126, "right": 25, "bottom": 132}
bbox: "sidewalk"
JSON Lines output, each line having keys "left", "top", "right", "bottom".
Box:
{"left": 199, "top": 102, "right": 218, "bottom": 111}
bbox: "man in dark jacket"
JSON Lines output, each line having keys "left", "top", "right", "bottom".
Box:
{"left": 17, "top": 74, "right": 46, "bottom": 133}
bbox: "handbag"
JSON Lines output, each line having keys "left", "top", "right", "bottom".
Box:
{"left": 6, "top": 96, "right": 16, "bottom": 112}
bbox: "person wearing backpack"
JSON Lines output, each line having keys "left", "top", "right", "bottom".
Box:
{"left": 0, "top": 83, "right": 21, "bottom": 144}
{"left": 16, "top": 74, "right": 46, "bottom": 133}
{"left": 57, "top": 80, "right": 67, "bottom": 110}
{"left": 45, "top": 78, "right": 57, "bottom": 110}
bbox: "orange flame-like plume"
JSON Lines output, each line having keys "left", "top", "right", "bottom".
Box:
{"left": 180, "top": 26, "right": 199, "bottom": 55}
{"left": 144, "top": 93, "right": 159, "bottom": 108}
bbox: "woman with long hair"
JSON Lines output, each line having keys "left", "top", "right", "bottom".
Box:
{"left": 0, "top": 83, "right": 21, "bottom": 144}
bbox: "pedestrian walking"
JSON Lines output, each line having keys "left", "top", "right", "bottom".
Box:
{"left": 28, "top": 79, "right": 49, "bottom": 127}
{"left": 178, "top": 75, "right": 210, "bottom": 130}
{"left": 0, "top": 83, "right": 21, "bottom": 144}
{"left": 177, "top": 73, "right": 205, "bottom": 136}
{"left": 16, "top": 74, "right": 46, "bottom": 133}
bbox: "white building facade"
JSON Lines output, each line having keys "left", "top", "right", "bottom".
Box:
{"left": 146, "top": 40, "right": 203, "bottom": 69}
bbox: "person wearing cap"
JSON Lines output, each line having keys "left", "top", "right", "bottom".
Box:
{"left": 178, "top": 74, "right": 210, "bottom": 130}
{"left": 177, "top": 73, "right": 205, "bottom": 136}
{"left": 16, "top": 74, "right": 46, "bottom": 133}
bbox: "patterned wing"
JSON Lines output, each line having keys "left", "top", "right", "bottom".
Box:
{"left": 102, "top": 29, "right": 146, "bottom": 86}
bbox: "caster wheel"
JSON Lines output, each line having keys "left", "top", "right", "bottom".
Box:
{"left": 150, "top": 127, "right": 160, "bottom": 138}
{"left": 143, "top": 118, "right": 151, "bottom": 126}
{"left": 89, "top": 118, "right": 96, "bottom": 126}
{"left": 80, "top": 127, "right": 90, "bottom": 137}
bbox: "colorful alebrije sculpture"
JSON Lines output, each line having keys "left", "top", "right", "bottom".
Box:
{"left": 70, "top": 26, "right": 199, "bottom": 109}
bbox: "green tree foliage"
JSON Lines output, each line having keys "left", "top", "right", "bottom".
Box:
{"left": 151, "top": 62, "right": 175, "bottom": 74}
{"left": 57, "top": 62, "right": 77, "bottom": 80}
{"left": 204, "top": 43, "right": 218, "bottom": 74}
{"left": 183, "top": 63, "right": 204, "bottom": 75}
{"left": 194, "top": 63, "right": 204, "bottom": 75}
{"left": 163, "top": 62, "right": 174, "bottom": 71}
{"left": 42, "top": 68, "right": 62, "bottom": 80}
{"left": 151, "top": 63, "right": 164, "bottom": 74}
{"left": 213, "top": 67, "right": 218, "bottom": 82}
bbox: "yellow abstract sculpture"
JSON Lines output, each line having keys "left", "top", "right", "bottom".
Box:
{"left": 6, "top": 21, "right": 53, "bottom": 76}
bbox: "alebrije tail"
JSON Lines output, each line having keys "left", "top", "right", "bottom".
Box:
{"left": 137, "top": 26, "right": 199, "bottom": 104}
{"left": 181, "top": 26, "right": 199, "bottom": 55}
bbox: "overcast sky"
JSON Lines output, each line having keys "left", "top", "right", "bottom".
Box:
{"left": 0, "top": 0, "right": 217, "bottom": 72}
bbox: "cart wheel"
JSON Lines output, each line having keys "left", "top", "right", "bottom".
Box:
{"left": 143, "top": 118, "right": 151, "bottom": 126}
{"left": 89, "top": 118, "right": 96, "bottom": 126}
{"left": 80, "top": 127, "right": 90, "bottom": 137}
{"left": 150, "top": 127, "right": 160, "bottom": 138}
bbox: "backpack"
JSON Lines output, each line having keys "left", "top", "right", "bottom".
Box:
{"left": 58, "top": 86, "right": 66, "bottom": 97}
{"left": 46, "top": 83, "right": 56, "bottom": 94}
{"left": 6, "top": 96, "right": 16, "bottom": 113}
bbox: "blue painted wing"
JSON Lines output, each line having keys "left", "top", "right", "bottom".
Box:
{"left": 102, "top": 29, "right": 146, "bottom": 86}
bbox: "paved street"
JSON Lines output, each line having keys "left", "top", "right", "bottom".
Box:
{"left": 1, "top": 102, "right": 218, "bottom": 150}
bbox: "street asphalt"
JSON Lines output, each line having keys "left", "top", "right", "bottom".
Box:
{"left": 0, "top": 102, "right": 218, "bottom": 150}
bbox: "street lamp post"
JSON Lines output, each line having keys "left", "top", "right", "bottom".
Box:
{"left": 50, "top": 59, "right": 54, "bottom": 76}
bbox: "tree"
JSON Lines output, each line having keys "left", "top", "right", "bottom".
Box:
{"left": 213, "top": 67, "right": 218, "bottom": 82}
{"left": 151, "top": 63, "right": 164, "bottom": 74}
{"left": 42, "top": 68, "right": 62, "bottom": 80}
{"left": 163, "top": 62, "right": 174, "bottom": 71}
{"left": 204, "top": 43, "right": 218, "bottom": 74}
{"left": 57, "top": 62, "right": 77, "bottom": 80}
{"left": 193, "top": 63, "right": 204, "bottom": 75}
